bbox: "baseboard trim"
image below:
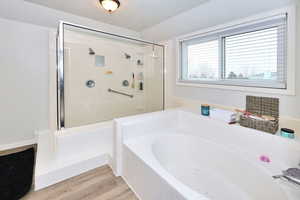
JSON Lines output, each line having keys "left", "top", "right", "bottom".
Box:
{"left": 0, "top": 138, "right": 37, "bottom": 152}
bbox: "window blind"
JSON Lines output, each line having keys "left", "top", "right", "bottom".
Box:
{"left": 224, "top": 25, "right": 287, "bottom": 87}
{"left": 187, "top": 40, "right": 219, "bottom": 80}
{"left": 179, "top": 14, "right": 288, "bottom": 89}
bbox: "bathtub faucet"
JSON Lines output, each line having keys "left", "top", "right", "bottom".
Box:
{"left": 273, "top": 168, "right": 300, "bottom": 186}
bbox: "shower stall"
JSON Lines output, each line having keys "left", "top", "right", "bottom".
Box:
{"left": 34, "top": 22, "right": 164, "bottom": 190}
{"left": 56, "top": 22, "right": 165, "bottom": 129}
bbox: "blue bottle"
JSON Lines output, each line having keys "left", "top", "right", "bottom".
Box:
{"left": 280, "top": 128, "right": 295, "bottom": 139}
{"left": 201, "top": 104, "right": 210, "bottom": 116}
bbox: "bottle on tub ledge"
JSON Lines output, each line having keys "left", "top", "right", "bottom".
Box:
{"left": 201, "top": 104, "right": 210, "bottom": 116}
{"left": 280, "top": 128, "right": 295, "bottom": 139}
{"left": 201, "top": 104, "right": 237, "bottom": 124}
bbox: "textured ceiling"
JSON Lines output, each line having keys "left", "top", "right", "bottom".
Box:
{"left": 24, "top": 0, "right": 209, "bottom": 31}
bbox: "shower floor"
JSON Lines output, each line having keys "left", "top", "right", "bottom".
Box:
{"left": 23, "top": 165, "right": 138, "bottom": 200}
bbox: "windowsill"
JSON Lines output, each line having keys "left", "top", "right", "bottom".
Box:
{"left": 176, "top": 81, "right": 295, "bottom": 96}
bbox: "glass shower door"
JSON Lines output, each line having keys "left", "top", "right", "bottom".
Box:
{"left": 57, "top": 22, "right": 164, "bottom": 129}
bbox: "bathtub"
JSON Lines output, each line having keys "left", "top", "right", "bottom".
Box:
{"left": 114, "top": 109, "right": 300, "bottom": 200}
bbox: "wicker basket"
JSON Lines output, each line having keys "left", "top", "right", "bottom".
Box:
{"left": 239, "top": 96, "right": 279, "bottom": 134}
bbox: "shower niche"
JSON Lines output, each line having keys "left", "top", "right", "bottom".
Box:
{"left": 57, "top": 22, "right": 164, "bottom": 129}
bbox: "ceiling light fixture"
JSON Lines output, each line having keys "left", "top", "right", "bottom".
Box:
{"left": 99, "top": 0, "right": 120, "bottom": 13}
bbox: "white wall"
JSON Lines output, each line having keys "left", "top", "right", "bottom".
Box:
{"left": 147, "top": 2, "right": 300, "bottom": 119}
{"left": 0, "top": 18, "right": 49, "bottom": 145}
{"left": 0, "top": 1, "right": 140, "bottom": 147}
{"left": 1, "top": 0, "right": 299, "bottom": 147}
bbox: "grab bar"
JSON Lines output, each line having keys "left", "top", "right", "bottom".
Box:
{"left": 108, "top": 88, "right": 134, "bottom": 98}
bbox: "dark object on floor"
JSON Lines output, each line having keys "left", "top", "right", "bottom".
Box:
{"left": 0, "top": 148, "right": 34, "bottom": 200}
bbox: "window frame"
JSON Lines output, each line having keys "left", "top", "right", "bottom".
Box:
{"left": 176, "top": 6, "right": 296, "bottom": 95}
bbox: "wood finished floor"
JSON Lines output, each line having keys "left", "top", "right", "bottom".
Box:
{"left": 23, "top": 165, "right": 138, "bottom": 200}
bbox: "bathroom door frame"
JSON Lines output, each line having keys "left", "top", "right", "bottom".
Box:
{"left": 56, "top": 21, "right": 165, "bottom": 130}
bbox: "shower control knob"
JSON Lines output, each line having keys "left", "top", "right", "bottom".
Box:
{"left": 86, "top": 80, "right": 96, "bottom": 88}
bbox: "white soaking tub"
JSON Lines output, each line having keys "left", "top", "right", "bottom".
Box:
{"left": 114, "top": 109, "right": 300, "bottom": 200}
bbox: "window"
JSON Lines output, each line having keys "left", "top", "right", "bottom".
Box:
{"left": 179, "top": 14, "right": 288, "bottom": 89}
{"left": 187, "top": 40, "right": 219, "bottom": 80}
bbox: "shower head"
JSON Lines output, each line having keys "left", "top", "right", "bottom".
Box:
{"left": 150, "top": 52, "right": 159, "bottom": 59}
{"left": 89, "top": 48, "right": 95, "bottom": 55}
{"left": 150, "top": 44, "right": 159, "bottom": 59}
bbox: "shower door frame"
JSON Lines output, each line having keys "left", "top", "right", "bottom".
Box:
{"left": 56, "top": 21, "right": 165, "bottom": 130}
